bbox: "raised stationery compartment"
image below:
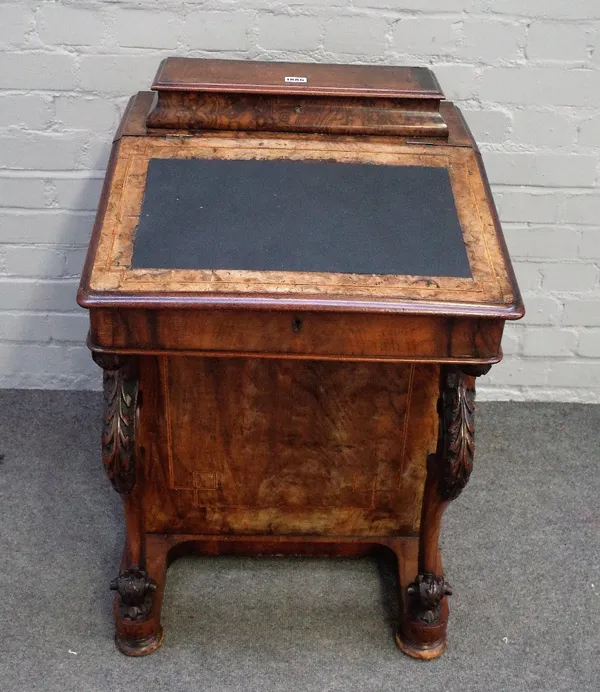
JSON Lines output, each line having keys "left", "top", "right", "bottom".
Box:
{"left": 146, "top": 57, "right": 449, "bottom": 137}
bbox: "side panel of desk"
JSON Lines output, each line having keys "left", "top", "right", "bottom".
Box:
{"left": 137, "top": 356, "right": 440, "bottom": 537}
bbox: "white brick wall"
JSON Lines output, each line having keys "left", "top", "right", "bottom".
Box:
{"left": 0, "top": 1, "right": 599, "bottom": 401}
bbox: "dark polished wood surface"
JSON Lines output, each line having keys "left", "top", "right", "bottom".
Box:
{"left": 79, "top": 57, "right": 523, "bottom": 660}
{"left": 152, "top": 57, "right": 444, "bottom": 99}
{"left": 88, "top": 308, "right": 505, "bottom": 363}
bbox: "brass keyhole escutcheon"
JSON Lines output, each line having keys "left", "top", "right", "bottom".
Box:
{"left": 292, "top": 317, "right": 303, "bottom": 333}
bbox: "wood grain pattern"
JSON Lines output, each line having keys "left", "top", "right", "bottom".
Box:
{"left": 140, "top": 357, "right": 439, "bottom": 536}
{"left": 88, "top": 308, "right": 504, "bottom": 362}
{"left": 147, "top": 92, "right": 448, "bottom": 137}
{"left": 80, "top": 134, "right": 521, "bottom": 318}
{"left": 121, "top": 92, "right": 472, "bottom": 147}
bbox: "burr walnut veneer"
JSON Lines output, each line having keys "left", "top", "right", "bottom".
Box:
{"left": 78, "top": 58, "right": 523, "bottom": 659}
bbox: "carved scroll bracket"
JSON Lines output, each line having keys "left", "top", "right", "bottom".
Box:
{"left": 92, "top": 352, "right": 139, "bottom": 494}
{"left": 437, "top": 364, "right": 489, "bottom": 502}
{"left": 110, "top": 568, "right": 156, "bottom": 621}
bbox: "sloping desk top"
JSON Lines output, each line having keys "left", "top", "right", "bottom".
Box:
{"left": 78, "top": 62, "right": 522, "bottom": 364}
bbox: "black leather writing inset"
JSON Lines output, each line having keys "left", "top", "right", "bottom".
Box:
{"left": 132, "top": 158, "right": 471, "bottom": 278}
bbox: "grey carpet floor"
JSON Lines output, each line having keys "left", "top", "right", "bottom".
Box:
{"left": 0, "top": 391, "right": 598, "bottom": 692}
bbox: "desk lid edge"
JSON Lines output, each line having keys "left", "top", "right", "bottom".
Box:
{"left": 151, "top": 57, "right": 445, "bottom": 100}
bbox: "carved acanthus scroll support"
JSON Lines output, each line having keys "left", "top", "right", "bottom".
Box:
{"left": 438, "top": 366, "right": 487, "bottom": 501}
{"left": 406, "top": 364, "right": 490, "bottom": 629}
{"left": 92, "top": 352, "right": 139, "bottom": 494}
{"left": 92, "top": 354, "right": 156, "bottom": 631}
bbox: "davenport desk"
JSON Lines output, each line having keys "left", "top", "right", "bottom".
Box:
{"left": 78, "top": 58, "right": 524, "bottom": 659}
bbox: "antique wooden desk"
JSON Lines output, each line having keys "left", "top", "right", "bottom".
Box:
{"left": 78, "top": 58, "right": 523, "bottom": 659}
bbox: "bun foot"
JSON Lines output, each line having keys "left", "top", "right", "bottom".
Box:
{"left": 397, "top": 573, "right": 449, "bottom": 660}
{"left": 115, "top": 629, "right": 164, "bottom": 657}
{"left": 395, "top": 630, "right": 446, "bottom": 660}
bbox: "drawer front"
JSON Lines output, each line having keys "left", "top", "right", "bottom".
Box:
{"left": 90, "top": 307, "right": 503, "bottom": 362}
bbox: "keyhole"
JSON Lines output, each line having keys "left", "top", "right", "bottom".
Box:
{"left": 292, "top": 318, "right": 303, "bottom": 333}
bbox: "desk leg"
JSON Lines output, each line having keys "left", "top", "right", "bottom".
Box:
{"left": 93, "top": 353, "right": 164, "bottom": 656}
{"left": 397, "top": 364, "right": 490, "bottom": 659}
{"left": 112, "top": 529, "right": 166, "bottom": 656}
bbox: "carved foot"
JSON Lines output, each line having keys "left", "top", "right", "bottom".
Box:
{"left": 111, "top": 567, "right": 163, "bottom": 655}
{"left": 396, "top": 572, "right": 452, "bottom": 660}
{"left": 407, "top": 573, "right": 452, "bottom": 624}
{"left": 397, "top": 573, "right": 451, "bottom": 660}
{"left": 110, "top": 568, "right": 157, "bottom": 621}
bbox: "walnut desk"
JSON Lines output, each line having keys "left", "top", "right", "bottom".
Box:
{"left": 78, "top": 58, "right": 524, "bottom": 659}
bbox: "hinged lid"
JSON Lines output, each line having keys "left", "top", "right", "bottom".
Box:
{"left": 151, "top": 57, "right": 444, "bottom": 100}
{"left": 146, "top": 58, "right": 448, "bottom": 138}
